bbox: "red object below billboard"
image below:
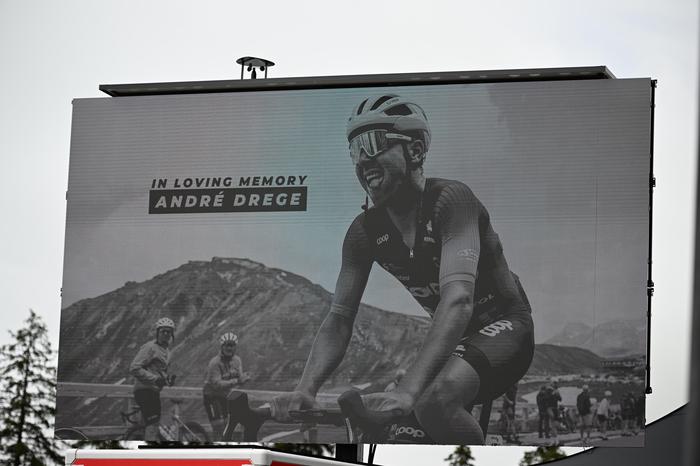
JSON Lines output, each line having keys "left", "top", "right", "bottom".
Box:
{"left": 65, "top": 448, "right": 372, "bottom": 466}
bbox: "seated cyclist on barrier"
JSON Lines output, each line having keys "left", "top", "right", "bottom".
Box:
{"left": 203, "top": 332, "right": 250, "bottom": 440}
{"left": 271, "top": 95, "right": 534, "bottom": 444}
{"left": 129, "top": 317, "right": 175, "bottom": 441}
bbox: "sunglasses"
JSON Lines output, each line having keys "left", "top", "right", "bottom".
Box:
{"left": 349, "top": 130, "right": 412, "bottom": 164}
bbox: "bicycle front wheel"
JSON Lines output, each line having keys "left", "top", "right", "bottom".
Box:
{"left": 179, "top": 422, "right": 209, "bottom": 442}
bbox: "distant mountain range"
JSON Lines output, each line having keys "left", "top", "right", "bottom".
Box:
{"left": 545, "top": 318, "right": 646, "bottom": 357}
{"left": 527, "top": 344, "right": 602, "bottom": 375}
{"left": 56, "top": 257, "right": 633, "bottom": 426}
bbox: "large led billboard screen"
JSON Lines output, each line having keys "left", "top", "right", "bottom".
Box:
{"left": 56, "top": 72, "right": 652, "bottom": 446}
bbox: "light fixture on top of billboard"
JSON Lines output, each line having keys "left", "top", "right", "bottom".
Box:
{"left": 236, "top": 56, "right": 275, "bottom": 79}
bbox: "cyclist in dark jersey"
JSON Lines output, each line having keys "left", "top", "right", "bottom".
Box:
{"left": 272, "top": 94, "right": 534, "bottom": 443}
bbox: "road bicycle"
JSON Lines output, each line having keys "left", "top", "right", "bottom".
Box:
{"left": 222, "top": 389, "right": 494, "bottom": 445}
{"left": 121, "top": 397, "right": 209, "bottom": 442}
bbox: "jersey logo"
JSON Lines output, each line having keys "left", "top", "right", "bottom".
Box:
{"left": 376, "top": 233, "right": 389, "bottom": 246}
{"left": 476, "top": 293, "right": 495, "bottom": 306}
{"left": 391, "top": 425, "right": 426, "bottom": 439}
{"left": 426, "top": 220, "right": 433, "bottom": 234}
{"left": 479, "top": 320, "right": 514, "bottom": 337}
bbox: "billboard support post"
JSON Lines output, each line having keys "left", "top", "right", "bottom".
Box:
{"left": 646, "top": 79, "right": 657, "bottom": 395}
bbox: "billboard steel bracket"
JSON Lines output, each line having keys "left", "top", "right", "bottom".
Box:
{"left": 645, "top": 78, "right": 657, "bottom": 396}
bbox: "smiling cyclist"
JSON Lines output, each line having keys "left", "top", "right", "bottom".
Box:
{"left": 202, "top": 332, "right": 249, "bottom": 440}
{"left": 272, "top": 94, "right": 534, "bottom": 443}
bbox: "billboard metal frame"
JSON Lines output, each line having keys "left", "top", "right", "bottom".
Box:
{"left": 99, "top": 66, "right": 615, "bottom": 97}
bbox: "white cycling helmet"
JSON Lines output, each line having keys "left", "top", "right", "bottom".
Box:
{"left": 155, "top": 317, "right": 175, "bottom": 331}
{"left": 346, "top": 94, "right": 431, "bottom": 150}
{"left": 219, "top": 332, "right": 238, "bottom": 345}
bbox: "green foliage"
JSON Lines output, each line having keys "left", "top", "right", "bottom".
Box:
{"left": 520, "top": 446, "right": 567, "bottom": 465}
{"left": 445, "top": 445, "right": 475, "bottom": 466}
{"left": 272, "top": 443, "right": 335, "bottom": 458}
{"left": 0, "top": 310, "right": 62, "bottom": 466}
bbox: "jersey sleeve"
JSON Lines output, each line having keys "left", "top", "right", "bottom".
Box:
{"left": 206, "top": 357, "right": 227, "bottom": 389}
{"left": 329, "top": 214, "right": 373, "bottom": 320}
{"left": 434, "top": 182, "right": 481, "bottom": 288}
{"left": 203, "top": 357, "right": 218, "bottom": 386}
{"left": 130, "top": 343, "right": 158, "bottom": 384}
{"left": 233, "top": 355, "right": 243, "bottom": 376}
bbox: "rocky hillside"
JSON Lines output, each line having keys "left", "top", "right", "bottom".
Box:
{"left": 57, "top": 257, "right": 430, "bottom": 392}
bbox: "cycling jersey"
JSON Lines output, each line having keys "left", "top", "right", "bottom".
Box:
{"left": 332, "top": 178, "right": 534, "bottom": 401}
{"left": 333, "top": 178, "right": 530, "bottom": 333}
{"left": 130, "top": 340, "right": 170, "bottom": 393}
{"left": 203, "top": 354, "right": 243, "bottom": 398}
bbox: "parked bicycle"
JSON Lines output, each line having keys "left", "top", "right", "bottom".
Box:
{"left": 121, "top": 396, "right": 209, "bottom": 442}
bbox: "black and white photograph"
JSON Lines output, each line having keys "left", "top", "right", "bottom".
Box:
{"left": 55, "top": 77, "right": 651, "bottom": 446}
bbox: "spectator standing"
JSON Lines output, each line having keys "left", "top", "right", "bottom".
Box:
{"left": 546, "top": 383, "right": 561, "bottom": 444}
{"left": 576, "top": 385, "right": 592, "bottom": 444}
{"left": 635, "top": 393, "right": 645, "bottom": 434}
{"left": 621, "top": 392, "right": 636, "bottom": 436}
{"left": 536, "top": 386, "right": 549, "bottom": 439}
{"left": 596, "top": 390, "right": 612, "bottom": 440}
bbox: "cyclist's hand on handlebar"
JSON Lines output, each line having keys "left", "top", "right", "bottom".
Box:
{"left": 270, "top": 391, "right": 318, "bottom": 422}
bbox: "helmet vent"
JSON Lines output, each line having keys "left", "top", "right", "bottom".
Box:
{"left": 384, "top": 104, "right": 413, "bottom": 116}
{"left": 357, "top": 99, "right": 368, "bottom": 115}
{"left": 370, "top": 95, "right": 395, "bottom": 111}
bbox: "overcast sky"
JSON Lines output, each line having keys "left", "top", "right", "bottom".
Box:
{"left": 0, "top": 0, "right": 697, "bottom": 464}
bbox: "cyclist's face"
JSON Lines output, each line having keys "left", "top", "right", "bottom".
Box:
{"left": 157, "top": 328, "right": 173, "bottom": 346}
{"left": 222, "top": 342, "right": 237, "bottom": 356}
{"left": 354, "top": 142, "right": 407, "bottom": 206}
